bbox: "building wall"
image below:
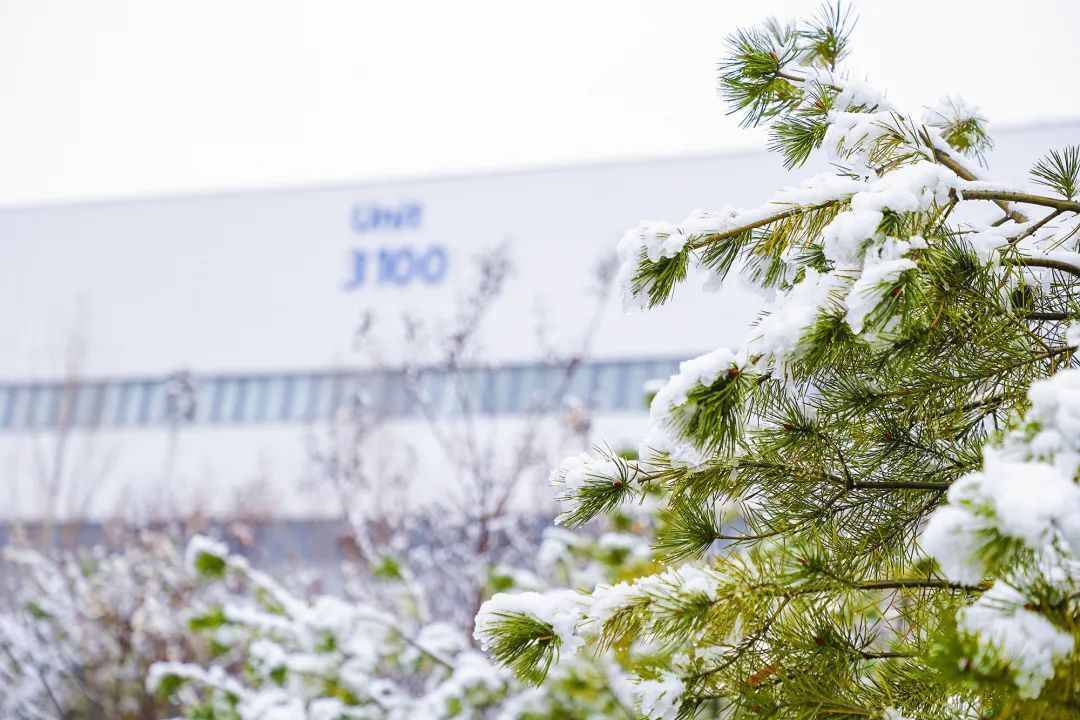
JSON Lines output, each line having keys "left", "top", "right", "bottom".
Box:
{"left": 1, "top": 121, "right": 1076, "bottom": 520}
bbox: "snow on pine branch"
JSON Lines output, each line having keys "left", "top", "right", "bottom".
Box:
{"left": 921, "top": 369, "right": 1080, "bottom": 696}
{"left": 480, "top": 6, "right": 1080, "bottom": 716}
{"left": 922, "top": 369, "right": 1080, "bottom": 583}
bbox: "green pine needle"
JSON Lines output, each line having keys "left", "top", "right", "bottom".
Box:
{"left": 483, "top": 612, "right": 562, "bottom": 685}
{"left": 632, "top": 245, "right": 691, "bottom": 308}
{"left": 1031, "top": 145, "right": 1080, "bottom": 200}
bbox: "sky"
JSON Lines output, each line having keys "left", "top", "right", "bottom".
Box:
{"left": 2, "top": 0, "right": 1078, "bottom": 206}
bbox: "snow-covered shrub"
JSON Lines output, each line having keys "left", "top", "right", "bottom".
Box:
{"left": 477, "top": 4, "right": 1080, "bottom": 719}
{"left": 148, "top": 237, "right": 663, "bottom": 718}
{"left": 0, "top": 533, "right": 209, "bottom": 719}
{"left": 152, "top": 520, "right": 661, "bottom": 719}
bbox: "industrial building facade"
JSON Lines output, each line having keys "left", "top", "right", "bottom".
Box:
{"left": 1, "top": 120, "right": 1075, "bottom": 521}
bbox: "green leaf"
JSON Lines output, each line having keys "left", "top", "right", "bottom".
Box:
{"left": 373, "top": 554, "right": 403, "bottom": 581}
{"left": 188, "top": 606, "right": 228, "bottom": 632}
{"left": 192, "top": 550, "right": 227, "bottom": 580}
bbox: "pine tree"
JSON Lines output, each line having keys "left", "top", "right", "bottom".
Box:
{"left": 475, "top": 4, "right": 1080, "bottom": 718}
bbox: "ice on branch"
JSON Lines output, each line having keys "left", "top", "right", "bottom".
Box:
{"left": 616, "top": 207, "right": 764, "bottom": 312}
{"left": 843, "top": 237, "right": 920, "bottom": 334}
{"left": 552, "top": 452, "right": 632, "bottom": 495}
{"left": 1023, "top": 368, "right": 1080, "bottom": 469}
{"left": 821, "top": 162, "right": 956, "bottom": 265}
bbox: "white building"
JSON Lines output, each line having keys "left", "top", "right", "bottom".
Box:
{"left": 1, "top": 120, "right": 1076, "bottom": 520}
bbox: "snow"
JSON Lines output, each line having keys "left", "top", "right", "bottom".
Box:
{"left": 1068, "top": 322, "right": 1080, "bottom": 349}
{"left": 550, "top": 451, "right": 638, "bottom": 524}
{"left": 979, "top": 454, "right": 1080, "bottom": 556}
{"left": 923, "top": 95, "right": 987, "bottom": 129}
{"left": 415, "top": 651, "right": 505, "bottom": 717}
{"left": 844, "top": 257, "right": 915, "bottom": 334}
{"left": 551, "top": 452, "right": 626, "bottom": 494}
{"left": 184, "top": 534, "right": 229, "bottom": 575}
{"left": 584, "top": 564, "right": 721, "bottom": 631}
{"left": 617, "top": 155, "right": 967, "bottom": 371}
{"left": 634, "top": 671, "right": 685, "bottom": 720}
{"left": 585, "top": 580, "right": 640, "bottom": 629}
{"left": 774, "top": 173, "right": 864, "bottom": 206}
{"left": 920, "top": 504, "right": 989, "bottom": 586}
{"left": 825, "top": 110, "right": 896, "bottom": 164}
{"left": 924, "top": 368, "right": 1080, "bottom": 586}
{"left": 414, "top": 622, "right": 470, "bottom": 660}
{"left": 616, "top": 220, "right": 689, "bottom": 312}
{"left": 639, "top": 347, "right": 741, "bottom": 466}
{"left": 752, "top": 267, "right": 845, "bottom": 365}
{"left": 923, "top": 450, "right": 1080, "bottom": 587}
{"left": 958, "top": 584, "right": 1074, "bottom": 698}
{"left": 826, "top": 162, "right": 958, "bottom": 262}
{"left": 922, "top": 369, "right": 1080, "bottom": 696}
{"left": 474, "top": 590, "right": 586, "bottom": 656}
{"left": 1025, "top": 369, "right": 1080, "bottom": 470}
{"left": 834, "top": 79, "right": 889, "bottom": 111}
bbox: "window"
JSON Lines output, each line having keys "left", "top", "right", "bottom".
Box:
{"left": 497, "top": 365, "right": 525, "bottom": 413}
{"left": 322, "top": 373, "right": 347, "bottom": 420}
{"left": 112, "top": 382, "right": 138, "bottom": 426}
{"left": 412, "top": 369, "right": 446, "bottom": 415}
{"left": 207, "top": 378, "right": 232, "bottom": 424}
{"left": 0, "top": 387, "right": 13, "bottom": 429}
{"left": 97, "top": 383, "right": 120, "bottom": 428}
{"left": 194, "top": 380, "right": 217, "bottom": 424}
{"left": 587, "top": 362, "right": 617, "bottom": 411}
{"left": 309, "top": 374, "right": 332, "bottom": 421}
{"left": 135, "top": 381, "right": 159, "bottom": 426}
{"left": 250, "top": 377, "right": 272, "bottom": 422}
{"left": 279, "top": 375, "right": 297, "bottom": 421}
{"left": 0, "top": 358, "right": 683, "bottom": 432}
{"left": 70, "top": 384, "right": 103, "bottom": 428}
{"left": 611, "top": 361, "right": 632, "bottom": 410}
{"left": 300, "top": 377, "right": 319, "bottom": 423}
{"left": 379, "top": 372, "right": 406, "bottom": 418}
{"left": 232, "top": 378, "right": 250, "bottom": 423}
{"left": 478, "top": 369, "right": 497, "bottom": 415}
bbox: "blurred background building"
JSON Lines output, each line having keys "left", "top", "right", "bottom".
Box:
{"left": 2, "top": 1, "right": 1078, "bottom": 574}
{"left": 1, "top": 120, "right": 1077, "bottom": 529}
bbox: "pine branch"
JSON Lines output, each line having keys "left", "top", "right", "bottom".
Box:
{"left": 959, "top": 188, "right": 1080, "bottom": 214}
{"left": 686, "top": 200, "right": 840, "bottom": 252}
{"left": 849, "top": 480, "right": 951, "bottom": 491}
{"left": 1005, "top": 256, "right": 1080, "bottom": 279}
{"left": 1026, "top": 311, "right": 1072, "bottom": 321}
{"left": 1006, "top": 208, "right": 1063, "bottom": 245}
{"left": 859, "top": 650, "right": 918, "bottom": 659}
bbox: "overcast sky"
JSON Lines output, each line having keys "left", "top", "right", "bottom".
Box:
{"left": 2, "top": 0, "right": 1078, "bottom": 206}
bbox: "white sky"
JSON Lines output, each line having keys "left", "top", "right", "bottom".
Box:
{"left": 2, "top": 0, "right": 1078, "bottom": 206}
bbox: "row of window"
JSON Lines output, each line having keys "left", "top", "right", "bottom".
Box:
{"left": 0, "top": 358, "right": 682, "bottom": 432}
